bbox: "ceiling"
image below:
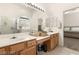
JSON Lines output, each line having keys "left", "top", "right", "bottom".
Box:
{"left": 35, "top": 3, "right": 79, "bottom": 13}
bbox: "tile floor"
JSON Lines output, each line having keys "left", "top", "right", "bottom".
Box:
{"left": 64, "top": 37, "right": 79, "bottom": 51}
{"left": 43, "top": 46, "right": 79, "bottom": 55}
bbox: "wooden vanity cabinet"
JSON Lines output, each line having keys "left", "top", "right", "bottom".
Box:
{"left": 50, "top": 33, "right": 59, "bottom": 50}
{"left": 9, "top": 42, "right": 25, "bottom": 55}
{"left": 0, "top": 39, "right": 36, "bottom": 55}
{"left": 20, "top": 39, "right": 37, "bottom": 55}
{"left": 0, "top": 33, "right": 59, "bottom": 55}
{"left": 20, "top": 46, "right": 36, "bottom": 55}
{"left": 43, "top": 33, "right": 59, "bottom": 51}
{"left": 39, "top": 37, "right": 50, "bottom": 51}
{"left": 0, "top": 46, "right": 10, "bottom": 55}
{"left": 0, "top": 48, "right": 6, "bottom": 55}
{"left": 26, "top": 39, "right": 36, "bottom": 47}
{"left": 37, "top": 37, "right": 50, "bottom": 44}
{"left": 53, "top": 33, "right": 59, "bottom": 47}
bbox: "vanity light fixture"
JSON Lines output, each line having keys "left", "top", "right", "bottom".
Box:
{"left": 20, "top": 16, "right": 29, "bottom": 20}
{"left": 26, "top": 3, "right": 45, "bottom": 12}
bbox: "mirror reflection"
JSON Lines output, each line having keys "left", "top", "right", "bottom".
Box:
{"left": 0, "top": 3, "right": 47, "bottom": 35}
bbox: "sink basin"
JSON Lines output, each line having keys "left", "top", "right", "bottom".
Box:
{"left": 11, "top": 36, "right": 16, "bottom": 39}
{"left": 29, "top": 31, "right": 48, "bottom": 37}
{"left": 10, "top": 36, "right": 24, "bottom": 41}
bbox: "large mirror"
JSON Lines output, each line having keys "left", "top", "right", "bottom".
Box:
{"left": 0, "top": 16, "right": 31, "bottom": 34}
{"left": 0, "top": 3, "right": 47, "bottom": 35}
{"left": 16, "top": 16, "right": 30, "bottom": 33}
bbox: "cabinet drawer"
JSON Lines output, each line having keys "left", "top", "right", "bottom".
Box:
{"left": 20, "top": 46, "right": 36, "bottom": 55}
{"left": 37, "top": 37, "right": 50, "bottom": 44}
{"left": 0, "top": 48, "right": 6, "bottom": 54}
{"left": 50, "top": 33, "right": 59, "bottom": 38}
{"left": 10, "top": 42, "right": 25, "bottom": 53}
{"left": 26, "top": 39, "right": 36, "bottom": 47}
{"left": 55, "top": 33, "right": 59, "bottom": 38}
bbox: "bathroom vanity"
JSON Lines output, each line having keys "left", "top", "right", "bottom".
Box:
{"left": 0, "top": 32, "right": 59, "bottom": 55}
{"left": 36, "top": 32, "right": 59, "bottom": 53}
{"left": 0, "top": 3, "right": 60, "bottom": 55}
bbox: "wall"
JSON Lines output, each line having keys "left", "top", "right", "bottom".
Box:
{"left": 0, "top": 3, "right": 34, "bottom": 34}
{"left": 64, "top": 10, "right": 79, "bottom": 32}
{"left": 64, "top": 12, "right": 79, "bottom": 26}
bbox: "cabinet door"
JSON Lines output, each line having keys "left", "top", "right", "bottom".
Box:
{"left": 50, "top": 38, "right": 55, "bottom": 50}
{"left": 26, "top": 39, "right": 36, "bottom": 47}
{"left": 10, "top": 42, "right": 25, "bottom": 54}
{"left": 20, "top": 46, "right": 36, "bottom": 55}
{"left": 49, "top": 33, "right": 59, "bottom": 50}
{"left": 53, "top": 33, "right": 59, "bottom": 47}
{"left": 0, "top": 48, "right": 6, "bottom": 55}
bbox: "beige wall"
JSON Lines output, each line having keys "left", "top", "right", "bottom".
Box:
{"left": 64, "top": 12, "right": 79, "bottom": 26}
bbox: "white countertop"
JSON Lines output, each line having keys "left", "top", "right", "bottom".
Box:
{"left": 35, "top": 36, "right": 50, "bottom": 41}
{"left": 0, "top": 31, "right": 58, "bottom": 48}
{"left": 47, "top": 31, "right": 58, "bottom": 35}
{"left": 0, "top": 33, "right": 36, "bottom": 48}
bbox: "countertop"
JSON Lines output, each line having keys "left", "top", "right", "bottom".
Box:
{"left": 0, "top": 31, "right": 58, "bottom": 48}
